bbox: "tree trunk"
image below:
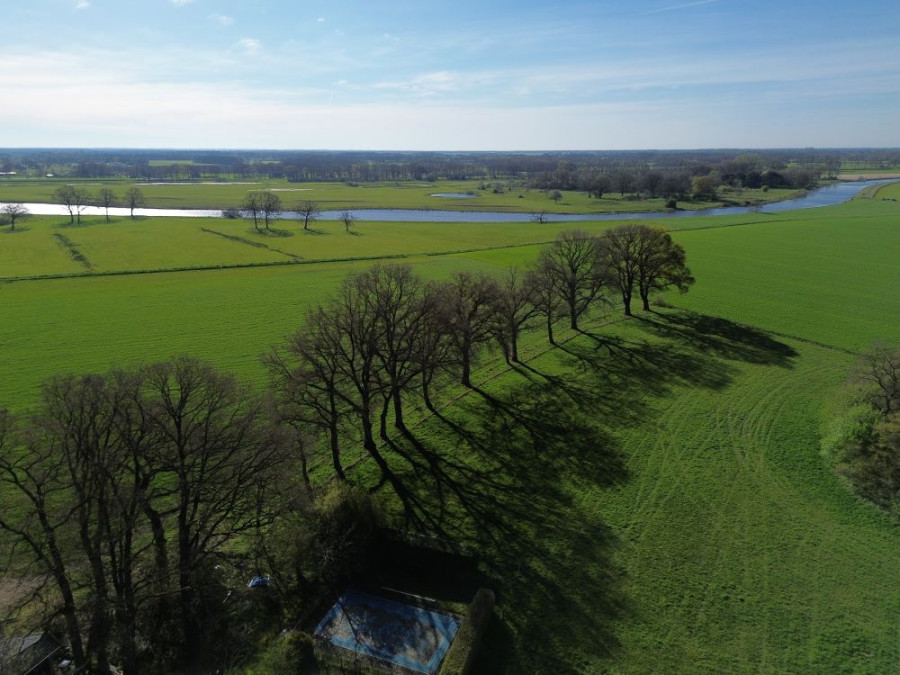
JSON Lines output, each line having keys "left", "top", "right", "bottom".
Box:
{"left": 177, "top": 509, "right": 200, "bottom": 665}
{"left": 362, "top": 413, "right": 391, "bottom": 480}
{"left": 379, "top": 396, "right": 390, "bottom": 441}
{"left": 392, "top": 387, "right": 406, "bottom": 430}
{"left": 641, "top": 291, "right": 651, "bottom": 311}
{"left": 510, "top": 331, "right": 519, "bottom": 362}
{"left": 328, "top": 392, "right": 345, "bottom": 480}
{"left": 547, "top": 315, "right": 555, "bottom": 345}
{"left": 461, "top": 350, "right": 472, "bottom": 387}
{"left": 422, "top": 373, "right": 436, "bottom": 413}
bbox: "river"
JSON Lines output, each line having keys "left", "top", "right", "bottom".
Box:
{"left": 3, "top": 179, "right": 894, "bottom": 223}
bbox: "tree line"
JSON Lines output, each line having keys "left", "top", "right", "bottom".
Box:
{"left": 0, "top": 225, "right": 692, "bottom": 673}
{"left": 52, "top": 185, "right": 147, "bottom": 223}
{"left": 266, "top": 225, "right": 693, "bottom": 489}
{"left": 3, "top": 148, "right": 898, "bottom": 183}
{"left": 526, "top": 152, "right": 822, "bottom": 203}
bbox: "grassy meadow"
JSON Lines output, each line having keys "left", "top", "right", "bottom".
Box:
{"left": 2, "top": 185, "right": 900, "bottom": 672}
{"left": 0, "top": 178, "right": 799, "bottom": 214}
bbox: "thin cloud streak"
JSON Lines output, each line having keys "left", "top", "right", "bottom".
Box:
{"left": 209, "top": 14, "right": 234, "bottom": 27}
{"left": 642, "top": 0, "right": 719, "bottom": 15}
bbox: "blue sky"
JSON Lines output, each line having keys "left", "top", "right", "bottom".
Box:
{"left": 3, "top": 0, "right": 899, "bottom": 149}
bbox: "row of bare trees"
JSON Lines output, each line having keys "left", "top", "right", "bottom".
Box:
{"left": 267, "top": 226, "right": 693, "bottom": 487}
{"left": 54, "top": 185, "right": 147, "bottom": 223}
{"left": 239, "top": 193, "right": 358, "bottom": 233}
{"left": 0, "top": 358, "right": 293, "bottom": 674}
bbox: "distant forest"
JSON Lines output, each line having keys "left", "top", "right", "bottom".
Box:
{"left": 1, "top": 147, "right": 898, "bottom": 192}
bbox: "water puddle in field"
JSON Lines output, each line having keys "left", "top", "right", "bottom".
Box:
{"left": 3, "top": 180, "right": 894, "bottom": 222}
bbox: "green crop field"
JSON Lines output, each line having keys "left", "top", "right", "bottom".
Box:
{"left": 2, "top": 189, "right": 900, "bottom": 672}
{"left": 0, "top": 178, "right": 800, "bottom": 214}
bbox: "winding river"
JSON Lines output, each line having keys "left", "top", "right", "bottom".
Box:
{"left": 3, "top": 179, "right": 894, "bottom": 223}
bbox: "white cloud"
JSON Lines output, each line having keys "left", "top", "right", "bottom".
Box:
{"left": 170, "top": 0, "right": 195, "bottom": 6}
{"left": 237, "top": 38, "right": 260, "bottom": 55}
{"left": 75, "top": 1, "right": 90, "bottom": 9}
{"left": 2, "top": 42, "right": 899, "bottom": 150}
{"left": 317, "top": 17, "right": 325, "bottom": 23}
{"left": 209, "top": 13, "right": 234, "bottom": 26}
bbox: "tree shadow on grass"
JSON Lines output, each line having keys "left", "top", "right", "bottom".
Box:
{"left": 373, "top": 309, "right": 797, "bottom": 671}
{"left": 634, "top": 310, "right": 798, "bottom": 368}
{"left": 382, "top": 377, "right": 629, "bottom": 672}
{"left": 260, "top": 228, "right": 295, "bottom": 238}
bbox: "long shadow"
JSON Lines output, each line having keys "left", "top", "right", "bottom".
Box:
{"left": 371, "top": 308, "right": 796, "bottom": 671}
{"left": 379, "top": 371, "right": 632, "bottom": 672}
{"left": 635, "top": 310, "right": 798, "bottom": 367}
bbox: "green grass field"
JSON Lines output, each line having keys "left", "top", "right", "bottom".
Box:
{"left": 356, "top": 317, "right": 900, "bottom": 673}
{"left": 2, "top": 191, "right": 900, "bottom": 672}
{"left": 0, "top": 178, "right": 800, "bottom": 214}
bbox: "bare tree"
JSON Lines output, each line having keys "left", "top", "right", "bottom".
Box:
{"left": 259, "top": 191, "right": 282, "bottom": 231}
{"left": 241, "top": 192, "right": 263, "bottom": 232}
{"left": 588, "top": 174, "right": 610, "bottom": 199}
{"left": 531, "top": 211, "right": 548, "bottom": 224}
{"left": 0, "top": 408, "right": 91, "bottom": 671}
{"left": 54, "top": 185, "right": 92, "bottom": 224}
{"left": 96, "top": 187, "right": 118, "bottom": 222}
{"left": 324, "top": 277, "right": 391, "bottom": 476}
{"left": 0, "top": 374, "right": 153, "bottom": 674}
{"left": 491, "top": 267, "right": 539, "bottom": 363}
{"left": 434, "top": 272, "right": 499, "bottom": 388}
{"left": 297, "top": 199, "right": 321, "bottom": 231}
{"left": 635, "top": 227, "right": 694, "bottom": 311}
{"left": 266, "top": 307, "right": 352, "bottom": 481}
{"left": 614, "top": 170, "right": 635, "bottom": 197}
{"left": 339, "top": 209, "right": 355, "bottom": 233}
{"left": 139, "top": 357, "right": 291, "bottom": 663}
{"left": 525, "top": 266, "right": 562, "bottom": 345}
{"left": 537, "top": 229, "right": 606, "bottom": 331}
{"left": 1, "top": 202, "right": 28, "bottom": 230}
{"left": 414, "top": 284, "right": 455, "bottom": 412}
{"left": 0, "top": 361, "right": 295, "bottom": 673}
{"left": 853, "top": 343, "right": 900, "bottom": 417}
{"left": 124, "top": 187, "right": 146, "bottom": 218}
{"left": 597, "top": 224, "right": 646, "bottom": 316}
{"left": 363, "top": 263, "right": 429, "bottom": 433}
{"left": 642, "top": 171, "right": 664, "bottom": 198}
